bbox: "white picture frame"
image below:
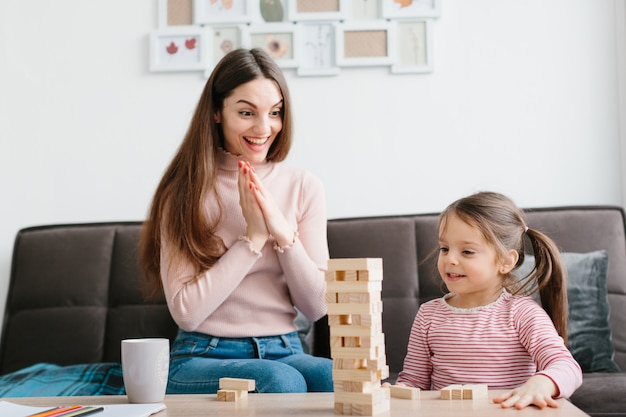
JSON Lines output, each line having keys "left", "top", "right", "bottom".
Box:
{"left": 390, "top": 19, "right": 433, "bottom": 74}
{"left": 242, "top": 23, "right": 299, "bottom": 68}
{"left": 149, "top": 25, "right": 207, "bottom": 72}
{"left": 158, "top": 0, "right": 194, "bottom": 27}
{"left": 288, "top": 0, "right": 348, "bottom": 22}
{"left": 336, "top": 21, "right": 394, "bottom": 67}
{"left": 253, "top": 0, "right": 289, "bottom": 23}
{"left": 381, "top": 0, "right": 441, "bottom": 19}
{"left": 348, "top": 0, "right": 380, "bottom": 20}
{"left": 297, "top": 22, "right": 340, "bottom": 76}
{"left": 203, "top": 25, "right": 245, "bottom": 77}
{"left": 193, "top": 0, "right": 255, "bottom": 25}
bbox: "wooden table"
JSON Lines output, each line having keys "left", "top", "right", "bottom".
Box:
{"left": 9, "top": 391, "right": 589, "bottom": 417}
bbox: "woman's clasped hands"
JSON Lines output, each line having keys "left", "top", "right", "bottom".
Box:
{"left": 237, "top": 160, "right": 295, "bottom": 251}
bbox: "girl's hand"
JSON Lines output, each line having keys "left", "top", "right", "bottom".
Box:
{"left": 238, "top": 161, "right": 269, "bottom": 251}
{"left": 492, "top": 375, "right": 560, "bottom": 409}
{"left": 244, "top": 161, "right": 295, "bottom": 248}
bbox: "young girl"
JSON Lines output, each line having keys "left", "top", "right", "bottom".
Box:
{"left": 394, "top": 191, "right": 582, "bottom": 409}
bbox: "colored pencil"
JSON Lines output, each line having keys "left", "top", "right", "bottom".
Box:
{"left": 27, "top": 405, "right": 82, "bottom": 417}
{"left": 55, "top": 406, "right": 104, "bottom": 417}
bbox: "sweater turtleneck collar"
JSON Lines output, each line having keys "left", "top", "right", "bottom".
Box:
{"left": 218, "top": 147, "right": 273, "bottom": 175}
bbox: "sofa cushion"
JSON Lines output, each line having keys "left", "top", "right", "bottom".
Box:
{"left": 518, "top": 250, "right": 620, "bottom": 373}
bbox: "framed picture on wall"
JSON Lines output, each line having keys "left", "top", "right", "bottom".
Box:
{"left": 256, "top": 0, "right": 289, "bottom": 22}
{"left": 348, "top": 0, "right": 380, "bottom": 20}
{"left": 193, "top": 0, "right": 255, "bottom": 24}
{"left": 391, "top": 19, "right": 433, "bottom": 73}
{"left": 242, "top": 23, "right": 299, "bottom": 68}
{"left": 381, "top": 0, "right": 441, "bottom": 19}
{"left": 207, "top": 25, "right": 243, "bottom": 67}
{"left": 297, "top": 22, "right": 340, "bottom": 76}
{"left": 288, "top": 0, "right": 348, "bottom": 22}
{"left": 336, "top": 21, "right": 394, "bottom": 67}
{"left": 150, "top": 26, "right": 207, "bottom": 72}
{"left": 158, "top": 0, "right": 194, "bottom": 28}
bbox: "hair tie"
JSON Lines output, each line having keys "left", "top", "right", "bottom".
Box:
{"left": 524, "top": 226, "right": 529, "bottom": 233}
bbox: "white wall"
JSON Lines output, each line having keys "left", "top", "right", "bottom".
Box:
{"left": 0, "top": 0, "right": 623, "bottom": 330}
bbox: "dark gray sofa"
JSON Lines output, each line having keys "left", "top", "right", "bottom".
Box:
{"left": 1, "top": 206, "right": 625, "bottom": 416}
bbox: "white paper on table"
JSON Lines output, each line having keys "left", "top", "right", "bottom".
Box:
{"left": 0, "top": 400, "right": 166, "bottom": 417}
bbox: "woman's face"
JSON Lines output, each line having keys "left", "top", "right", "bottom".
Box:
{"left": 216, "top": 77, "right": 283, "bottom": 164}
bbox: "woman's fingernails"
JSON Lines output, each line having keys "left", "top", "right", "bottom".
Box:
{"left": 238, "top": 161, "right": 244, "bottom": 168}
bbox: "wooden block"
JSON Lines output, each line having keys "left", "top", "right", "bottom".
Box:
{"left": 326, "top": 301, "right": 383, "bottom": 315}
{"left": 217, "top": 389, "right": 247, "bottom": 401}
{"left": 389, "top": 385, "right": 420, "bottom": 400}
{"left": 334, "top": 380, "right": 381, "bottom": 393}
{"left": 357, "top": 269, "right": 383, "bottom": 282}
{"left": 330, "top": 324, "right": 382, "bottom": 338}
{"left": 334, "top": 386, "right": 390, "bottom": 405}
{"left": 330, "top": 335, "right": 344, "bottom": 348}
{"left": 327, "top": 258, "right": 383, "bottom": 272}
{"left": 331, "top": 346, "right": 383, "bottom": 359}
{"left": 326, "top": 281, "right": 382, "bottom": 293}
{"left": 219, "top": 377, "right": 255, "bottom": 391}
{"left": 360, "top": 333, "right": 385, "bottom": 349}
{"left": 344, "top": 270, "right": 358, "bottom": 281}
{"left": 332, "top": 368, "right": 379, "bottom": 382}
{"left": 325, "top": 292, "right": 338, "bottom": 303}
{"left": 440, "top": 384, "right": 463, "bottom": 400}
{"left": 334, "top": 357, "right": 368, "bottom": 370}
{"left": 342, "top": 336, "right": 361, "bottom": 348}
{"left": 326, "top": 281, "right": 382, "bottom": 294}
{"left": 462, "top": 384, "right": 488, "bottom": 399}
{"left": 326, "top": 270, "right": 338, "bottom": 281}
{"left": 354, "top": 399, "right": 390, "bottom": 416}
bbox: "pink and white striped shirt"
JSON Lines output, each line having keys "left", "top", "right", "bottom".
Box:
{"left": 396, "top": 291, "right": 582, "bottom": 398}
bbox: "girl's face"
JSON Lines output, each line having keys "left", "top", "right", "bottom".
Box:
{"left": 437, "top": 213, "right": 514, "bottom": 308}
{"left": 216, "top": 77, "right": 283, "bottom": 164}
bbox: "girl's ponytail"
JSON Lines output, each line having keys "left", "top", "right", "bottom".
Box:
{"left": 524, "top": 228, "right": 568, "bottom": 344}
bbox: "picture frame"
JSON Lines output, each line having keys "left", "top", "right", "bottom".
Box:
{"left": 203, "top": 25, "right": 244, "bottom": 77}
{"left": 390, "top": 19, "right": 433, "bottom": 74}
{"left": 149, "top": 25, "right": 207, "bottom": 72}
{"left": 158, "top": 0, "right": 194, "bottom": 28}
{"left": 255, "top": 0, "right": 289, "bottom": 23}
{"left": 242, "top": 23, "right": 299, "bottom": 68}
{"left": 336, "top": 21, "right": 394, "bottom": 67}
{"left": 348, "top": 0, "right": 380, "bottom": 20}
{"left": 297, "top": 22, "right": 340, "bottom": 76}
{"left": 193, "top": 0, "right": 255, "bottom": 25}
{"left": 381, "top": 0, "right": 441, "bottom": 19}
{"left": 288, "top": 0, "right": 348, "bottom": 22}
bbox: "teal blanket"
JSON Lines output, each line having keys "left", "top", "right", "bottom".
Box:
{"left": 0, "top": 363, "right": 125, "bottom": 397}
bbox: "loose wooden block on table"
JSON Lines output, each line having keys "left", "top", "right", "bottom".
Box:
{"left": 462, "top": 384, "right": 488, "bottom": 399}
{"left": 440, "top": 384, "right": 488, "bottom": 400}
{"left": 217, "top": 389, "right": 248, "bottom": 402}
{"left": 440, "top": 384, "right": 463, "bottom": 400}
{"left": 389, "top": 385, "right": 420, "bottom": 400}
{"left": 219, "top": 378, "right": 256, "bottom": 391}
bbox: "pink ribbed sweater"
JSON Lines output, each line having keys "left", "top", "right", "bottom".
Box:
{"left": 396, "top": 291, "right": 583, "bottom": 398}
{"left": 160, "top": 150, "right": 329, "bottom": 337}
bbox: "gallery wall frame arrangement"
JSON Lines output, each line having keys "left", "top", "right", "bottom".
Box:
{"left": 149, "top": 0, "right": 440, "bottom": 76}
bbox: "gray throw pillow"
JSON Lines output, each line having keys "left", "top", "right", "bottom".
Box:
{"left": 516, "top": 250, "right": 620, "bottom": 373}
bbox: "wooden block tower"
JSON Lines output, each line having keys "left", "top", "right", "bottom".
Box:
{"left": 326, "top": 258, "right": 390, "bottom": 416}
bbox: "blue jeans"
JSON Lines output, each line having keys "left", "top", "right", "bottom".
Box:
{"left": 167, "top": 330, "right": 333, "bottom": 394}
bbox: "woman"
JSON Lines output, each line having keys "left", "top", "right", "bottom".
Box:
{"left": 139, "top": 48, "right": 333, "bottom": 394}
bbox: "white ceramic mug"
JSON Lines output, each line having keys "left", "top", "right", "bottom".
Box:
{"left": 121, "top": 338, "right": 169, "bottom": 403}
